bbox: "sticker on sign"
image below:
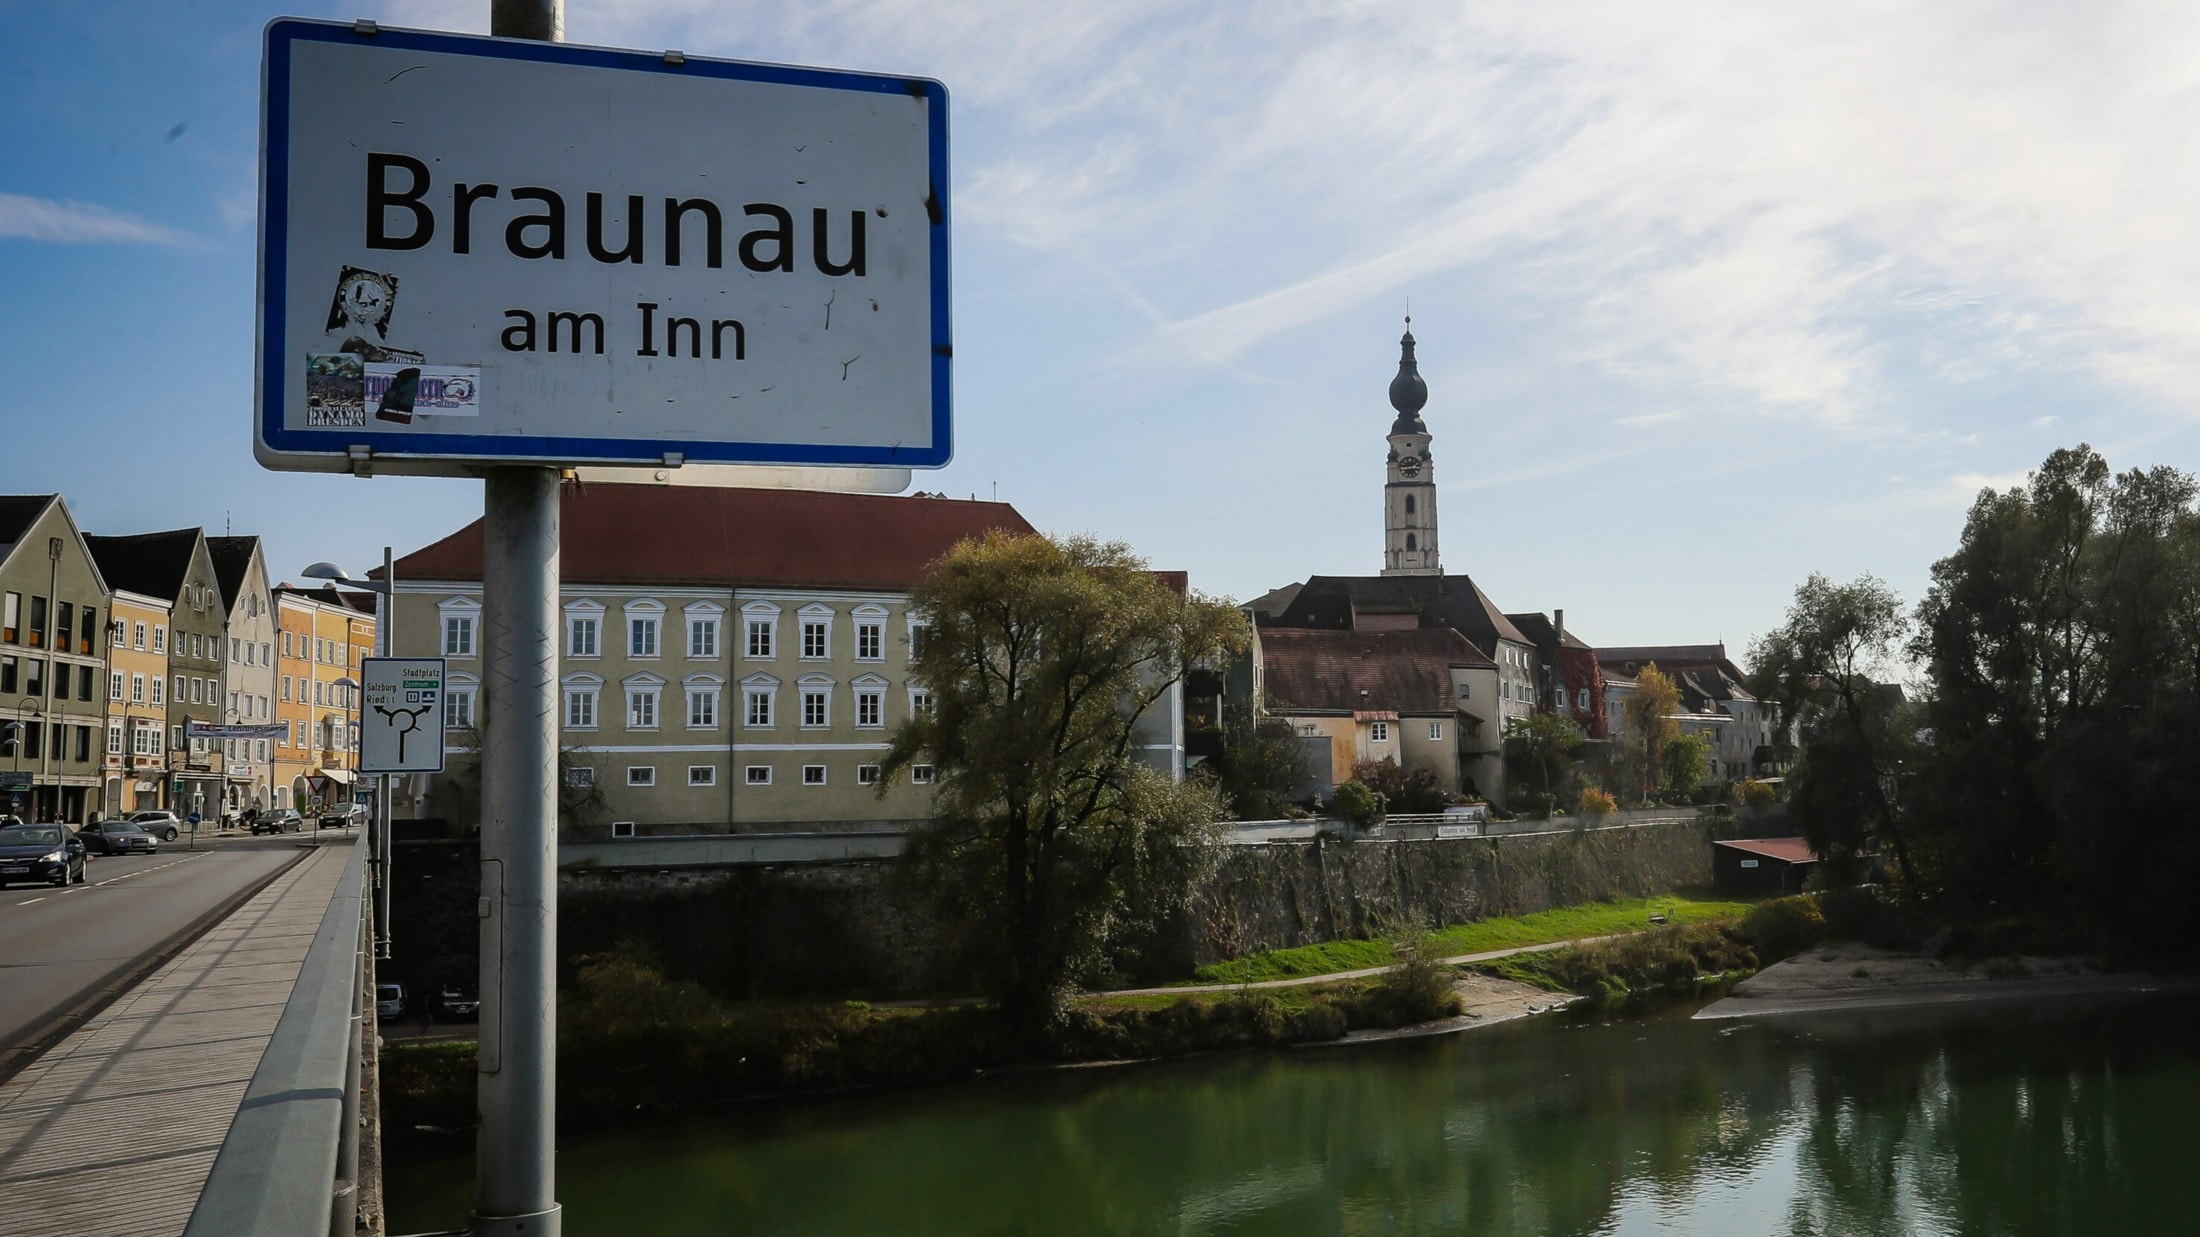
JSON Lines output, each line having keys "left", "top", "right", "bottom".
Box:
{"left": 361, "top": 657, "right": 449, "bottom": 773}
{"left": 258, "top": 19, "right": 951, "bottom": 475}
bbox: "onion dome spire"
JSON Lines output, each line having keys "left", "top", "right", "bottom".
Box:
{"left": 1388, "top": 316, "right": 1428, "bottom": 434}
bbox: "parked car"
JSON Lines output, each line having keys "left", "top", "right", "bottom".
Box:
{"left": 435, "top": 986, "right": 481, "bottom": 1021}
{"left": 376, "top": 983, "right": 406, "bottom": 1020}
{"left": 318, "top": 805, "right": 368, "bottom": 830}
{"left": 77, "top": 819, "right": 159, "bottom": 855}
{"left": 0, "top": 823, "right": 87, "bottom": 887}
{"left": 127, "top": 810, "right": 183, "bottom": 842}
{"left": 250, "top": 809, "right": 305, "bottom": 835}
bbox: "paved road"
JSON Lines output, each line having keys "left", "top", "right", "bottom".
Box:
{"left": 0, "top": 833, "right": 338, "bottom": 1074}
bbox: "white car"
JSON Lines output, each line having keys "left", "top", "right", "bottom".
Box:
{"left": 128, "top": 811, "right": 183, "bottom": 842}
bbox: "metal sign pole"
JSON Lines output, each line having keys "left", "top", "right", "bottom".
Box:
{"left": 475, "top": 462, "right": 563, "bottom": 1235}
{"left": 377, "top": 544, "right": 394, "bottom": 960}
{"left": 474, "top": 14, "right": 564, "bottom": 1237}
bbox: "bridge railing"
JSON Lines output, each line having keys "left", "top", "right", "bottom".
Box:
{"left": 185, "top": 834, "right": 370, "bottom": 1237}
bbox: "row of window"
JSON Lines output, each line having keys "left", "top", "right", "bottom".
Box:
{"left": 442, "top": 604, "right": 924, "bottom": 666}
{"left": 1366, "top": 720, "right": 1448, "bottom": 744}
{"left": 567, "top": 761, "right": 937, "bottom": 789}
{"left": 1, "top": 721, "right": 97, "bottom": 762}
{"left": 276, "top": 628, "right": 364, "bottom": 667}
{"left": 558, "top": 681, "right": 931, "bottom": 731}
{"left": 3, "top": 591, "right": 100, "bottom": 655}
{"left": 280, "top": 675, "right": 353, "bottom": 709}
{"left": 111, "top": 620, "right": 280, "bottom": 672}
{"left": 0, "top": 655, "right": 99, "bottom": 703}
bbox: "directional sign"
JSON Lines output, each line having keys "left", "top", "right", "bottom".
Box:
{"left": 257, "top": 19, "right": 951, "bottom": 476}
{"left": 360, "top": 657, "right": 448, "bottom": 774}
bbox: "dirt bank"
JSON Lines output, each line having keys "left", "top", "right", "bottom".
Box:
{"left": 1696, "top": 941, "right": 2200, "bottom": 1019}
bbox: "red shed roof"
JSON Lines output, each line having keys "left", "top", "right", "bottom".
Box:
{"left": 391, "top": 482, "right": 1037, "bottom": 592}
{"left": 1712, "top": 837, "right": 1819, "bottom": 865}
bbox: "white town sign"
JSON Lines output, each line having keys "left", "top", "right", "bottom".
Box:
{"left": 257, "top": 19, "right": 951, "bottom": 474}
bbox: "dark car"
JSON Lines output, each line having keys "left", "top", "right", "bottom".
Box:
{"left": 78, "top": 819, "right": 159, "bottom": 855}
{"left": 250, "top": 809, "right": 305, "bottom": 835}
{"left": 435, "top": 986, "right": 481, "bottom": 1021}
{"left": 0, "top": 824, "right": 87, "bottom": 887}
{"left": 319, "top": 805, "right": 367, "bottom": 830}
{"left": 127, "top": 810, "right": 183, "bottom": 842}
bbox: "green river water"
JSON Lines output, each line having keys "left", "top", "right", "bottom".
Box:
{"left": 386, "top": 993, "right": 2198, "bottom": 1235}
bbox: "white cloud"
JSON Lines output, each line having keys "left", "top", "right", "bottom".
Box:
{"left": 0, "top": 192, "right": 189, "bottom": 246}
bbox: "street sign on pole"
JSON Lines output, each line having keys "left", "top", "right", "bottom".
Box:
{"left": 257, "top": 18, "right": 951, "bottom": 476}
{"left": 360, "top": 657, "right": 449, "bottom": 774}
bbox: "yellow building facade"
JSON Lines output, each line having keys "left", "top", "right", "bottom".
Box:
{"left": 101, "top": 589, "right": 173, "bottom": 815}
{"left": 273, "top": 586, "right": 376, "bottom": 813}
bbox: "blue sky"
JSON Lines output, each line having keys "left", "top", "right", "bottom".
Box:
{"left": 6, "top": 1, "right": 2198, "bottom": 657}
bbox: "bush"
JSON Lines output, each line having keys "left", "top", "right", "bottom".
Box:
{"left": 1351, "top": 758, "right": 1448, "bottom": 814}
{"left": 1484, "top": 922, "right": 1757, "bottom": 1008}
{"left": 1332, "top": 779, "right": 1381, "bottom": 825}
{"left": 1736, "top": 896, "right": 1826, "bottom": 963}
{"left": 1578, "top": 787, "right": 1616, "bottom": 817}
{"left": 1736, "top": 778, "right": 1778, "bottom": 807}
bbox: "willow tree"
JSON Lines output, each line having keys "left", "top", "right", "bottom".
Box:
{"left": 881, "top": 531, "right": 1248, "bottom": 1031}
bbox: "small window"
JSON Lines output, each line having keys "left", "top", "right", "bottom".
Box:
{"left": 626, "top": 766, "right": 656, "bottom": 787}
{"left": 444, "top": 615, "right": 475, "bottom": 657}
{"left": 688, "top": 617, "right": 718, "bottom": 659}
{"left": 801, "top": 620, "right": 828, "bottom": 659}
{"left": 802, "top": 764, "right": 827, "bottom": 785}
{"left": 745, "top": 765, "right": 772, "bottom": 785}
{"left": 446, "top": 689, "right": 476, "bottom": 730}
{"left": 564, "top": 765, "right": 596, "bottom": 787}
{"left": 611, "top": 820, "right": 636, "bottom": 838}
{"left": 856, "top": 690, "right": 883, "bottom": 729}
{"left": 687, "top": 688, "right": 717, "bottom": 729}
{"left": 688, "top": 765, "right": 716, "bottom": 786}
{"left": 911, "top": 764, "right": 936, "bottom": 785}
{"left": 565, "top": 688, "right": 598, "bottom": 729}
{"left": 746, "top": 619, "right": 774, "bottom": 659}
{"left": 1371, "top": 721, "right": 1390, "bottom": 743}
{"left": 856, "top": 763, "right": 881, "bottom": 785}
{"left": 568, "top": 617, "right": 600, "bottom": 658}
{"left": 856, "top": 621, "right": 883, "bottom": 661}
{"left": 1428, "top": 721, "right": 1443, "bottom": 740}
{"left": 801, "top": 689, "right": 829, "bottom": 728}
{"left": 744, "top": 689, "right": 774, "bottom": 728}
{"left": 629, "top": 617, "right": 660, "bottom": 658}
{"left": 627, "top": 688, "right": 659, "bottom": 729}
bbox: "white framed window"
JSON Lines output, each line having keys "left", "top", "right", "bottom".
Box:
{"left": 686, "top": 605, "right": 721, "bottom": 660}
{"left": 907, "top": 620, "right": 930, "bottom": 661}
{"left": 446, "top": 687, "right": 477, "bottom": 730}
{"left": 564, "top": 676, "right": 602, "bottom": 729}
{"left": 107, "top": 723, "right": 123, "bottom": 756}
{"left": 282, "top": 676, "right": 292, "bottom": 703}
{"left": 149, "top": 677, "right": 164, "bottom": 706}
{"left": 1370, "top": 721, "right": 1390, "bottom": 743}
{"left": 743, "top": 602, "right": 780, "bottom": 659}
{"left": 742, "top": 674, "right": 778, "bottom": 728}
{"left": 565, "top": 765, "right": 596, "bottom": 787}
{"left": 444, "top": 613, "right": 475, "bottom": 657}
{"left": 802, "top": 764, "right": 827, "bottom": 785}
{"left": 687, "top": 685, "right": 718, "bottom": 729}
{"left": 909, "top": 688, "right": 935, "bottom": 717}
{"left": 857, "top": 763, "right": 881, "bottom": 785}
{"left": 745, "top": 765, "right": 772, "bottom": 785}
{"left": 688, "top": 765, "right": 716, "bottom": 787}
{"left": 565, "top": 603, "right": 602, "bottom": 659}
{"left": 626, "top": 766, "right": 656, "bottom": 787}
{"left": 626, "top": 680, "right": 662, "bottom": 730}
{"left": 625, "top": 600, "right": 664, "bottom": 659}
{"left": 854, "top": 605, "right": 888, "bottom": 661}
{"left": 911, "top": 764, "right": 936, "bottom": 785}
{"left": 231, "top": 638, "right": 241, "bottom": 662}
{"left": 1427, "top": 721, "right": 1442, "bottom": 740}
{"left": 1577, "top": 688, "right": 1590, "bottom": 710}
{"left": 134, "top": 621, "right": 148, "bottom": 649}
{"left": 801, "top": 620, "right": 829, "bottom": 659}
{"left": 800, "top": 683, "right": 830, "bottom": 728}
{"left": 856, "top": 688, "right": 883, "bottom": 729}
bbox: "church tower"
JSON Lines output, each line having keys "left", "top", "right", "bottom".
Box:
{"left": 1382, "top": 319, "right": 1441, "bottom": 576}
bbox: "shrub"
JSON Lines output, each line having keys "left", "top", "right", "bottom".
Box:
{"left": 1332, "top": 779, "right": 1381, "bottom": 825}
{"left": 1578, "top": 787, "right": 1616, "bottom": 817}
{"left": 1736, "top": 895, "right": 1826, "bottom": 963}
{"left": 1357, "top": 932, "right": 1463, "bottom": 1027}
{"left": 1736, "top": 778, "right": 1778, "bottom": 808}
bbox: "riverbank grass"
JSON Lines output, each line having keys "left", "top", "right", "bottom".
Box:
{"left": 1190, "top": 894, "right": 1754, "bottom": 986}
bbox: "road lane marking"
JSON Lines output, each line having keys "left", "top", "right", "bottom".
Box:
{"left": 18, "top": 898, "right": 42, "bottom": 905}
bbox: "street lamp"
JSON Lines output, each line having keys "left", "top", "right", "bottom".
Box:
{"left": 307, "top": 547, "right": 395, "bottom": 961}
{"left": 7, "top": 695, "right": 38, "bottom": 820}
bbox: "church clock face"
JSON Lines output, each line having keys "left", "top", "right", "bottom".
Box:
{"left": 1398, "top": 455, "right": 1422, "bottom": 478}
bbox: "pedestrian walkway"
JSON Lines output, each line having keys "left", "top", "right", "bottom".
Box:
{"left": 0, "top": 840, "right": 354, "bottom": 1237}
{"left": 1103, "top": 934, "right": 1629, "bottom": 999}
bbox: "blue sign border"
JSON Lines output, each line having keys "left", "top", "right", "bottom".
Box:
{"left": 259, "top": 18, "right": 951, "bottom": 470}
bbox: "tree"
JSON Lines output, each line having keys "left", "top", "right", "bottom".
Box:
{"left": 1351, "top": 756, "right": 1448, "bottom": 814}
{"left": 1661, "top": 732, "right": 1711, "bottom": 800}
{"left": 881, "top": 531, "right": 1249, "bottom": 1031}
{"left": 1748, "top": 573, "right": 1919, "bottom": 884}
{"left": 1503, "top": 711, "right": 1584, "bottom": 815}
{"left": 1210, "top": 696, "right": 1314, "bottom": 820}
{"left": 1619, "top": 665, "right": 1680, "bottom": 802}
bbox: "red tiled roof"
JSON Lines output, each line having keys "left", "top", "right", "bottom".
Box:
{"left": 1712, "top": 837, "right": 1818, "bottom": 864}
{"left": 390, "top": 482, "right": 1037, "bottom": 592}
{"left": 1260, "top": 626, "right": 1492, "bottom": 715}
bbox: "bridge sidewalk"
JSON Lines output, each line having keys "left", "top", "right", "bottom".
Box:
{"left": 0, "top": 841, "right": 354, "bottom": 1237}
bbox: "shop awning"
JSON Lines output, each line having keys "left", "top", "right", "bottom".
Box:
{"left": 318, "top": 768, "right": 355, "bottom": 786}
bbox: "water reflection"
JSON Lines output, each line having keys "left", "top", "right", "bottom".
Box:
{"left": 386, "top": 995, "right": 2200, "bottom": 1235}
